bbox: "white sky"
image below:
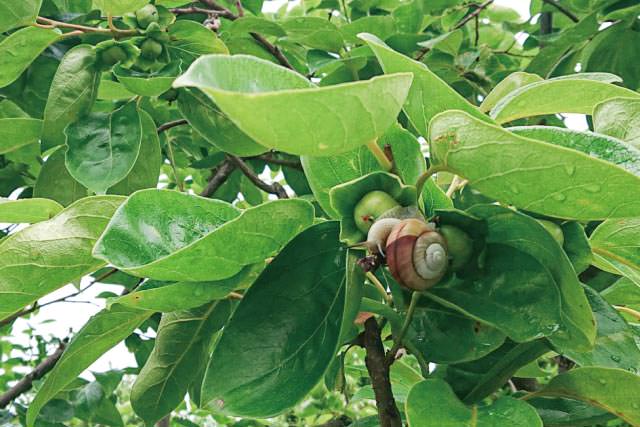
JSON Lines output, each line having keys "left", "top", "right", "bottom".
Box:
{"left": 6, "top": 0, "right": 588, "bottom": 376}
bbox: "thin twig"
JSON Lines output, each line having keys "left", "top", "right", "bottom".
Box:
{"left": 366, "top": 272, "right": 393, "bottom": 306}
{"left": 200, "top": 159, "right": 236, "bottom": 197}
{"left": 367, "top": 140, "right": 393, "bottom": 172}
{"left": 36, "top": 16, "right": 137, "bottom": 37}
{"left": 362, "top": 318, "right": 402, "bottom": 427}
{"left": 251, "top": 153, "right": 303, "bottom": 170}
{"left": 615, "top": 305, "right": 640, "bottom": 322}
{"left": 0, "top": 341, "right": 67, "bottom": 408}
{"left": 385, "top": 291, "right": 420, "bottom": 365}
{"left": 541, "top": 0, "right": 579, "bottom": 23}
{"left": 157, "top": 119, "right": 188, "bottom": 134}
{"left": 170, "top": 6, "right": 235, "bottom": 19}
{"left": 415, "top": 165, "right": 447, "bottom": 198}
{"left": 453, "top": 0, "right": 494, "bottom": 30}
{"left": 228, "top": 155, "right": 289, "bottom": 198}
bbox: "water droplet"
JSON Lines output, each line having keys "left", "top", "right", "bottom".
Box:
{"left": 610, "top": 355, "right": 621, "bottom": 363}
{"left": 552, "top": 193, "right": 566, "bottom": 202}
{"left": 564, "top": 164, "right": 576, "bottom": 176}
{"left": 585, "top": 184, "right": 601, "bottom": 193}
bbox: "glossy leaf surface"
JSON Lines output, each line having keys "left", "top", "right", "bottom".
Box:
{"left": 33, "top": 148, "right": 88, "bottom": 207}
{"left": 479, "top": 71, "right": 543, "bottom": 113}
{"left": 0, "top": 118, "right": 42, "bottom": 155}
{"left": 593, "top": 97, "right": 640, "bottom": 149}
{"left": 0, "top": 0, "right": 42, "bottom": 32}
{"left": 113, "top": 62, "right": 181, "bottom": 97}
{"left": 590, "top": 218, "right": 640, "bottom": 286}
{"left": 0, "top": 27, "right": 59, "bottom": 89}
{"left": 0, "top": 198, "right": 63, "bottom": 223}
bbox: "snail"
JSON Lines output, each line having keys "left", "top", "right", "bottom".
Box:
{"left": 385, "top": 218, "right": 449, "bottom": 291}
{"left": 353, "top": 191, "right": 400, "bottom": 233}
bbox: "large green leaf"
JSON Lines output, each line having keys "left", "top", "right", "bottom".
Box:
{"left": 0, "top": 198, "right": 63, "bottom": 223}
{"left": 42, "top": 45, "right": 101, "bottom": 151}
{"left": 167, "top": 20, "right": 228, "bottom": 65}
{"left": 0, "top": 118, "right": 42, "bottom": 154}
{"left": 530, "top": 367, "right": 640, "bottom": 426}
{"left": 509, "top": 126, "right": 640, "bottom": 176}
{"left": 34, "top": 148, "right": 88, "bottom": 207}
{"left": 0, "top": 0, "right": 42, "bottom": 33}
{"left": 359, "top": 33, "right": 489, "bottom": 136}
{"left": 201, "top": 222, "right": 347, "bottom": 417}
{"left": 590, "top": 218, "right": 640, "bottom": 286}
{"left": 564, "top": 285, "right": 640, "bottom": 373}
{"left": 0, "top": 27, "right": 59, "bottom": 89}
{"left": 131, "top": 300, "right": 233, "bottom": 425}
{"left": 529, "top": 397, "right": 615, "bottom": 427}
{"left": 94, "top": 191, "right": 314, "bottom": 281}
{"left": 602, "top": 277, "right": 640, "bottom": 311}
{"left": 489, "top": 73, "right": 640, "bottom": 124}
{"left": 113, "top": 264, "right": 263, "bottom": 312}
{"left": 92, "top": 0, "right": 147, "bottom": 15}
{"left": 108, "top": 110, "right": 162, "bottom": 195}
{"left": 26, "top": 304, "right": 152, "bottom": 427}
{"left": 0, "top": 196, "right": 123, "bottom": 320}
{"left": 113, "top": 62, "right": 181, "bottom": 97}
{"left": 405, "top": 379, "right": 542, "bottom": 427}
{"left": 466, "top": 205, "right": 595, "bottom": 352}
{"left": 593, "top": 97, "right": 640, "bottom": 149}
{"left": 177, "top": 88, "right": 266, "bottom": 157}
{"left": 430, "top": 110, "right": 640, "bottom": 220}
{"left": 479, "top": 71, "right": 543, "bottom": 113}
{"left": 65, "top": 101, "right": 142, "bottom": 194}
{"left": 173, "top": 54, "right": 412, "bottom": 156}
{"left": 281, "top": 17, "right": 344, "bottom": 52}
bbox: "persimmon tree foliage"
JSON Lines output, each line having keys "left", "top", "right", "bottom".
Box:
{"left": 2, "top": 0, "right": 640, "bottom": 426}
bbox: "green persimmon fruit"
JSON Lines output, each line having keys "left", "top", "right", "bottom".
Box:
{"left": 100, "top": 45, "right": 128, "bottom": 66}
{"left": 537, "top": 219, "right": 564, "bottom": 246}
{"left": 135, "top": 4, "right": 159, "bottom": 29}
{"left": 439, "top": 225, "right": 473, "bottom": 271}
{"left": 353, "top": 190, "right": 400, "bottom": 233}
{"left": 140, "top": 38, "right": 163, "bottom": 60}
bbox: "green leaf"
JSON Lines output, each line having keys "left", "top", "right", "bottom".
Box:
{"left": 466, "top": 205, "right": 595, "bottom": 352}
{"left": 42, "top": 44, "right": 101, "bottom": 151}
{"left": 97, "top": 80, "right": 135, "bottom": 101}
{"left": 528, "top": 397, "right": 615, "bottom": 427}
{"left": 479, "top": 71, "right": 543, "bottom": 113}
{"left": 405, "top": 379, "right": 542, "bottom": 427}
{"left": 0, "top": 196, "right": 123, "bottom": 320}
{"left": 593, "top": 97, "right": 640, "bottom": 149}
{"left": 531, "top": 367, "right": 640, "bottom": 426}
{"left": 509, "top": 126, "right": 640, "bottom": 177}
{"left": 201, "top": 222, "right": 347, "bottom": 417}
{"left": 131, "top": 300, "right": 233, "bottom": 425}
{"left": 0, "top": 198, "right": 63, "bottom": 223}
{"left": 94, "top": 191, "right": 314, "bottom": 281}
{"left": 0, "top": 118, "right": 42, "bottom": 155}
{"left": 281, "top": 17, "right": 345, "bottom": 52}
{"left": 430, "top": 110, "right": 640, "bottom": 220}
{"left": 113, "top": 264, "right": 263, "bottom": 312}
{"left": 34, "top": 148, "right": 88, "bottom": 207}
{"left": 489, "top": 73, "right": 640, "bottom": 124}
{"left": 92, "top": 0, "right": 147, "bottom": 15}
{"left": 561, "top": 221, "right": 592, "bottom": 274}
{"left": 340, "top": 16, "right": 396, "bottom": 44}
{"left": 173, "top": 54, "right": 412, "bottom": 156}
{"left": 0, "top": 0, "right": 42, "bottom": 32}
{"left": 107, "top": 110, "right": 162, "bottom": 195}
{"left": 228, "top": 17, "right": 286, "bottom": 37}
{"left": 72, "top": 381, "right": 124, "bottom": 427}
{"left": 113, "top": 62, "right": 181, "bottom": 97}
{"left": 177, "top": 88, "right": 266, "bottom": 156}
{"left": 564, "top": 285, "right": 640, "bottom": 374}
{"left": 167, "top": 20, "right": 228, "bottom": 65}
{"left": 359, "top": 33, "right": 489, "bottom": 136}
{"left": 65, "top": 101, "right": 143, "bottom": 194}
{"left": 302, "top": 124, "right": 428, "bottom": 217}
{"left": 26, "top": 305, "right": 152, "bottom": 427}
{"left": 590, "top": 217, "right": 640, "bottom": 286}
{"left": 329, "top": 171, "right": 417, "bottom": 245}
{"left": 602, "top": 277, "right": 640, "bottom": 311}
{"left": 0, "top": 27, "right": 60, "bottom": 89}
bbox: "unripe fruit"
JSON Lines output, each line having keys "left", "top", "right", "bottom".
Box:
{"left": 353, "top": 191, "right": 400, "bottom": 233}
{"left": 439, "top": 225, "right": 473, "bottom": 271}
{"left": 537, "top": 219, "right": 564, "bottom": 246}
{"left": 100, "top": 45, "right": 128, "bottom": 66}
{"left": 135, "top": 4, "right": 159, "bottom": 29}
{"left": 140, "top": 38, "right": 163, "bottom": 60}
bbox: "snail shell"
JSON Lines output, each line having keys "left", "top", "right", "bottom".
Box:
{"left": 385, "top": 218, "right": 448, "bottom": 290}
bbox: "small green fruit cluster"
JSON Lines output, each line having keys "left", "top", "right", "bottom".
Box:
{"left": 135, "top": 4, "right": 160, "bottom": 29}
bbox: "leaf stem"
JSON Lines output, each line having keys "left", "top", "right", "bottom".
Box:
{"left": 415, "top": 165, "right": 447, "bottom": 197}
{"left": 386, "top": 291, "right": 421, "bottom": 364}
{"left": 615, "top": 305, "right": 640, "bottom": 322}
{"left": 164, "top": 136, "right": 184, "bottom": 192}
{"left": 366, "top": 272, "right": 393, "bottom": 306}
{"left": 36, "top": 16, "right": 138, "bottom": 37}
{"left": 367, "top": 140, "right": 393, "bottom": 172}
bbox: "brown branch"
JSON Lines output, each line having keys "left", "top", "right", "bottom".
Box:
{"left": 541, "top": 0, "right": 579, "bottom": 23}
{"left": 36, "top": 16, "right": 137, "bottom": 37}
{"left": 157, "top": 119, "right": 188, "bottom": 134}
{"left": 0, "top": 341, "right": 66, "bottom": 409}
{"left": 170, "top": 6, "right": 235, "bottom": 20}
{"left": 200, "top": 159, "right": 236, "bottom": 197}
{"left": 250, "top": 153, "right": 303, "bottom": 170}
{"left": 362, "top": 318, "right": 402, "bottom": 427}
{"left": 453, "top": 0, "right": 494, "bottom": 30}
{"left": 228, "top": 155, "right": 289, "bottom": 198}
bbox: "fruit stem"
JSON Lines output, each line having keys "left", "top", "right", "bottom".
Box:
{"left": 615, "top": 305, "right": 640, "bottom": 322}
{"left": 386, "top": 291, "right": 421, "bottom": 364}
{"left": 367, "top": 272, "right": 393, "bottom": 306}
{"left": 367, "top": 140, "right": 393, "bottom": 172}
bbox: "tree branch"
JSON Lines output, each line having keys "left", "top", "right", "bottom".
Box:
{"left": 541, "top": 0, "right": 579, "bottom": 23}
{"left": 0, "top": 341, "right": 66, "bottom": 408}
{"left": 251, "top": 153, "right": 303, "bottom": 170}
{"left": 157, "top": 119, "right": 188, "bottom": 134}
{"left": 36, "top": 16, "right": 137, "bottom": 37}
{"left": 200, "top": 159, "right": 236, "bottom": 197}
{"left": 228, "top": 155, "right": 289, "bottom": 198}
{"left": 453, "top": 0, "right": 494, "bottom": 30}
{"left": 362, "top": 318, "right": 402, "bottom": 427}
